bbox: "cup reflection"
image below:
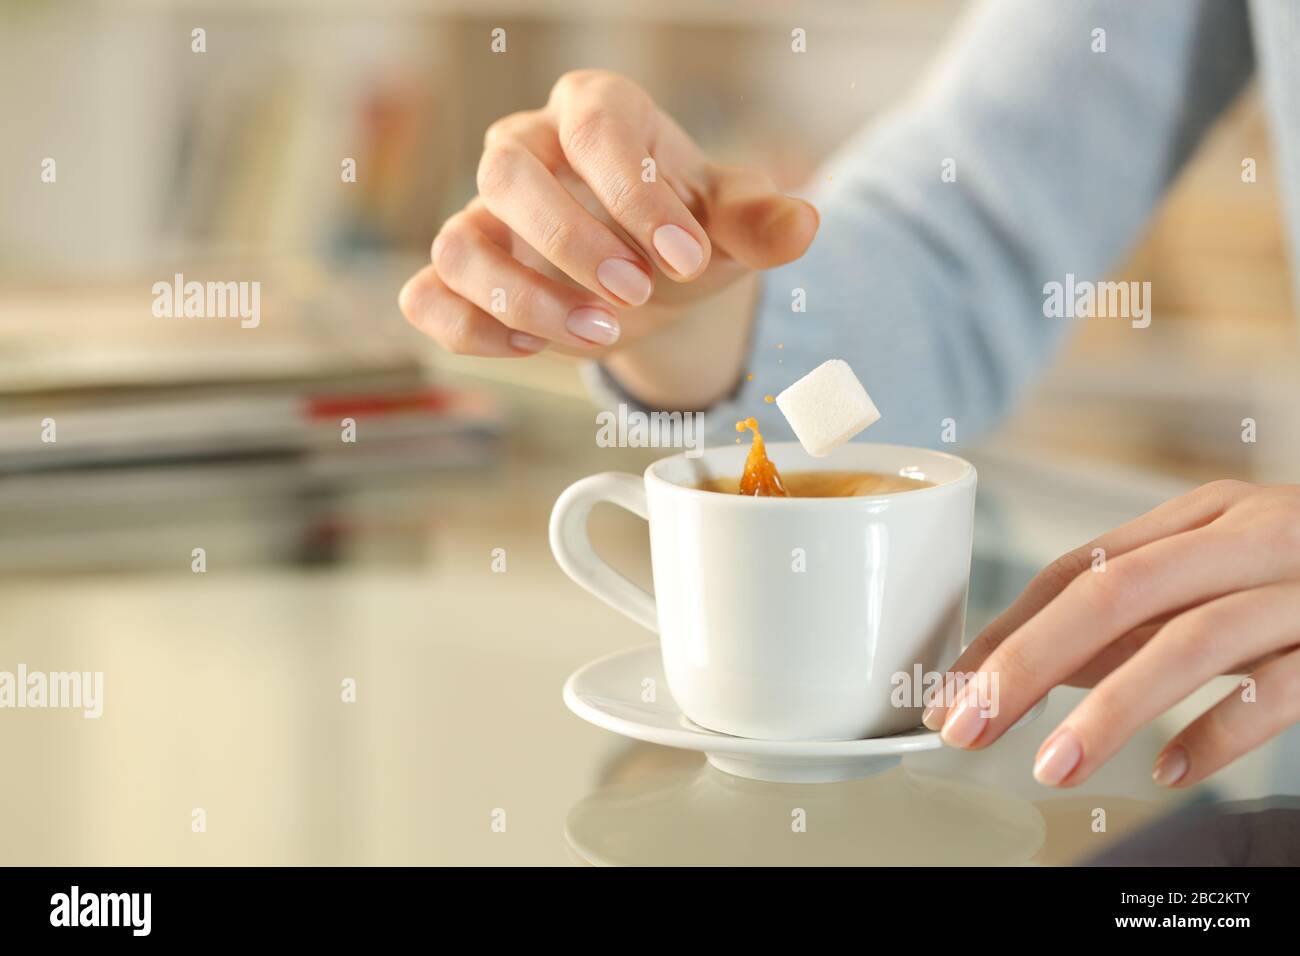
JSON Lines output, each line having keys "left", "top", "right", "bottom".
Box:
{"left": 567, "top": 745, "right": 1045, "bottom": 866}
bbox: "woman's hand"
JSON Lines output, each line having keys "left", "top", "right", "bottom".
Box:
{"left": 399, "top": 69, "right": 817, "bottom": 360}
{"left": 923, "top": 480, "right": 1300, "bottom": 789}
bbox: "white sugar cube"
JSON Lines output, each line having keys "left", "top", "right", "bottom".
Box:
{"left": 775, "top": 359, "right": 881, "bottom": 457}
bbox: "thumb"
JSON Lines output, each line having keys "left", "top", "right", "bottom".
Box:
{"left": 703, "top": 164, "right": 819, "bottom": 270}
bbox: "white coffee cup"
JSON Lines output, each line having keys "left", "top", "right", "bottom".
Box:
{"left": 549, "top": 442, "right": 977, "bottom": 741}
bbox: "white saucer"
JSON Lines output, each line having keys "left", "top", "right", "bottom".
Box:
{"left": 563, "top": 643, "right": 1047, "bottom": 784}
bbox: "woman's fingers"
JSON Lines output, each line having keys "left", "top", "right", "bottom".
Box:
{"left": 408, "top": 72, "right": 815, "bottom": 362}
{"left": 925, "top": 479, "right": 1251, "bottom": 730}
{"left": 398, "top": 265, "right": 546, "bottom": 358}
{"left": 964, "top": 481, "right": 1245, "bottom": 665}
{"left": 476, "top": 114, "right": 655, "bottom": 308}
{"left": 1154, "top": 645, "right": 1300, "bottom": 788}
{"left": 703, "top": 163, "right": 819, "bottom": 270}
{"left": 1063, "top": 620, "right": 1164, "bottom": 688}
{"left": 431, "top": 203, "right": 621, "bottom": 347}
{"left": 548, "top": 71, "right": 711, "bottom": 281}
{"left": 939, "top": 521, "right": 1300, "bottom": 752}
{"left": 1031, "top": 581, "right": 1300, "bottom": 787}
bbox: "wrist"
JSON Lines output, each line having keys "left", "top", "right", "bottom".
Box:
{"left": 602, "top": 273, "right": 760, "bottom": 412}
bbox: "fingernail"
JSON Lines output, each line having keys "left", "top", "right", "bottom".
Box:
{"left": 922, "top": 673, "right": 957, "bottom": 730}
{"left": 652, "top": 224, "right": 704, "bottom": 276}
{"left": 799, "top": 198, "right": 821, "bottom": 229}
{"left": 921, "top": 705, "right": 945, "bottom": 731}
{"left": 940, "top": 692, "right": 987, "bottom": 749}
{"left": 398, "top": 276, "right": 419, "bottom": 315}
{"left": 565, "top": 307, "right": 620, "bottom": 346}
{"left": 507, "top": 331, "right": 547, "bottom": 353}
{"left": 596, "top": 258, "right": 652, "bottom": 306}
{"left": 1033, "top": 727, "right": 1083, "bottom": 786}
{"left": 1152, "top": 746, "right": 1189, "bottom": 787}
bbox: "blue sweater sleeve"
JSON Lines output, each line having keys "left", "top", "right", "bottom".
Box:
{"left": 690, "top": 0, "right": 1253, "bottom": 449}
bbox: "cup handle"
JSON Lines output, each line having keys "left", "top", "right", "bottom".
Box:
{"left": 548, "top": 472, "right": 658, "bottom": 633}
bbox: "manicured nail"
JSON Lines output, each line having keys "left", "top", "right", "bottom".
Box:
{"left": 1033, "top": 727, "right": 1083, "bottom": 786}
{"left": 799, "top": 198, "right": 821, "bottom": 229}
{"left": 596, "top": 258, "right": 652, "bottom": 305}
{"left": 922, "top": 673, "right": 957, "bottom": 730}
{"left": 1152, "top": 746, "right": 1189, "bottom": 787}
{"left": 940, "top": 692, "right": 987, "bottom": 748}
{"left": 566, "top": 307, "right": 620, "bottom": 345}
{"left": 652, "top": 224, "right": 704, "bottom": 276}
{"left": 507, "top": 331, "right": 547, "bottom": 353}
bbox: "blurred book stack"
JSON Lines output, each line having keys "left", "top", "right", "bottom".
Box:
{"left": 0, "top": 279, "right": 503, "bottom": 572}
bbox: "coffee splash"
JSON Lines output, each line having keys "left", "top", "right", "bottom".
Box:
{"left": 703, "top": 417, "right": 932, "bottom": 498}
{"left": 735, "top": 418, "right": 788, "bottom": 497}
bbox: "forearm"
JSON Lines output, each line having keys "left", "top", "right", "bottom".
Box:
{"left": 595, "top": 0, "right": 1254, "bottom": 448}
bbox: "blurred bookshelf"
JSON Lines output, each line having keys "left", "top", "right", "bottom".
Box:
{"left": 1, "top": 0, "right": 958, "bottom": 277}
